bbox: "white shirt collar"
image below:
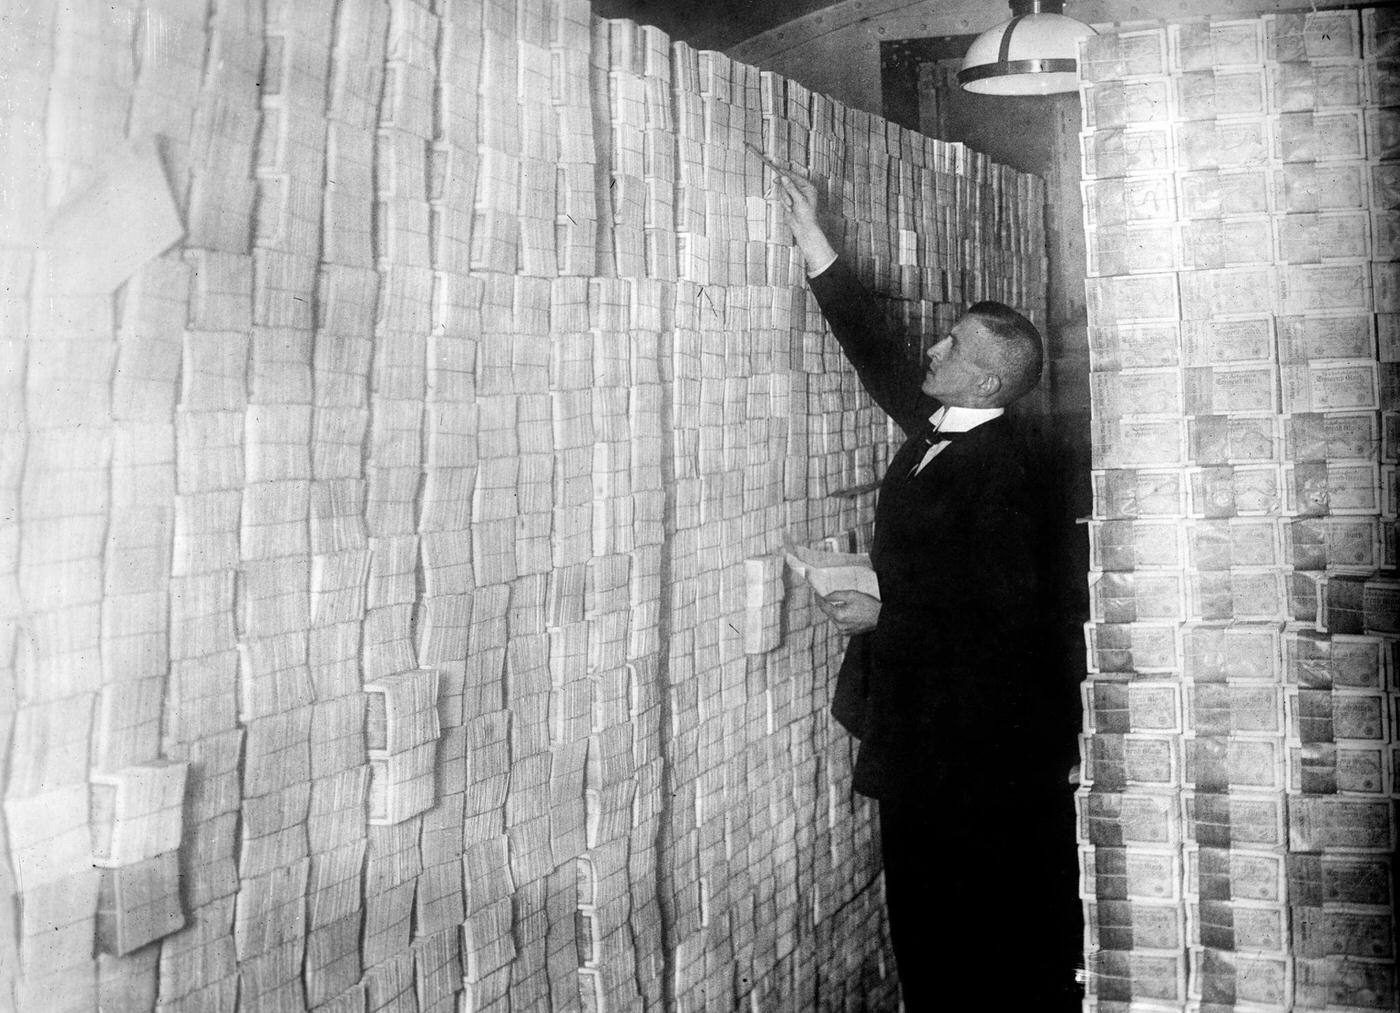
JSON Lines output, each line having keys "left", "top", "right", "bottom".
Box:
{"left": 930, "top": 404, "right": 1004, "bottom": 433}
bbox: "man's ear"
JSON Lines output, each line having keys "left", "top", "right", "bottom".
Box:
{"left": 977, "top": 373, "right": 1002, "bottom": 398}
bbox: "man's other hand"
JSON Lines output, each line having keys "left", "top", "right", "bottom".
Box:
{"left": 815, "top": 590, "right": 881, "bottom": 636}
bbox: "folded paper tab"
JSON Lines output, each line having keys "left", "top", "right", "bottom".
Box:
{"left": 367, "top": 741, "right": 438, "bottom": 825}
{"left": 95, "top": 851, "right": 184, "bottom": 956}
{"left": 91, "top": 760, "right": 189, "bottom": 867}
{"left": 364, "top": 668, "right": 441, "bottom": 754}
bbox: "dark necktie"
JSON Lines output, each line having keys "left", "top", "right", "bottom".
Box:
{"left": 906, "top": 427, "right": 966, "bottom": 478}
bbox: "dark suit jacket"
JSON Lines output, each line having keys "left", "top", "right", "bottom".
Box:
{"left": 810, "top": 258, "right": 1063, "bottom": 807}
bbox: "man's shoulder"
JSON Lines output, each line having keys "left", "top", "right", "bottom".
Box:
{"left": 965, "top": 414, "right": 1021, "bottom": 456}
{"left": 964, "top": 421, "right": 1040, "bottom": 493}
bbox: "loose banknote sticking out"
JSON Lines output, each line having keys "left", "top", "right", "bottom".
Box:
{"left": 782, "top": 537, "right": 881, "bottom": 600}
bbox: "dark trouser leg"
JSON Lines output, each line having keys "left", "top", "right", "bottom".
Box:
{"left": 878, "top": 790, "right": 1081, "bottom": 1012}
{"left": 879, "top": 795, "right": 938, "bottom": 1011}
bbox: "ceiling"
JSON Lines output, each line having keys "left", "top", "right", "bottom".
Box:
{"left": 591, "top": 0, "right": 842, "bottom": 52}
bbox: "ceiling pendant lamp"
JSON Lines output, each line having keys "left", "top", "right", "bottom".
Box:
{"left": 958, "top": 0, "right": 1096, "bottom": 96}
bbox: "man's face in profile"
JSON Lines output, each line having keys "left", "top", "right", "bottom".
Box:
{"left": 921, "top": 315, "right": 997, "bottom": 405}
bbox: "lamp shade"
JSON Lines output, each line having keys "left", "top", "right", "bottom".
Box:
{"left": 958, "top": 0, "right": 1096, "bottom": 96}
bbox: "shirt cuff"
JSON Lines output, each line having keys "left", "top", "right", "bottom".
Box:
{"left": 805, "top": 252, "right": 838, "bottom": 279}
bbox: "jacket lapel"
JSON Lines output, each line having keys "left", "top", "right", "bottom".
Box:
{"left": 887, "top": 420, "right": 938, "bottom": 483}
{"left": 902, "top": 416, "right": 1003, "bottom": 484}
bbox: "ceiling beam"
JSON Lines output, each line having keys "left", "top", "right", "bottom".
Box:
{"left": 729, "top": 0, "right": 1365, "bottom": 63}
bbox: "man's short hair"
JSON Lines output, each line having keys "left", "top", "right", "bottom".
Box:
{"left": 965, "top": 300, "right": 1044, "bottom": 405}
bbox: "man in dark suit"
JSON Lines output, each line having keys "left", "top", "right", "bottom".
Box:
{"left": 773, "top": 168, "right": 1079, "bottom": 1010}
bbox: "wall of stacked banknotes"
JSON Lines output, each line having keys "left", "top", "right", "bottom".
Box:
{"left": 0, "top": 1, "right": 1046, "bottom": 1011}
{"left": 1079, "top": 9, "right": 1400, "bottom": 1012}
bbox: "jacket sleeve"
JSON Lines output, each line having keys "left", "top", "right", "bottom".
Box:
{"left": 806, "top": 258, "right": 935, "bottom": 434}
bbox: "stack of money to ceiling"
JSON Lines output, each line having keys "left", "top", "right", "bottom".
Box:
{"left": 1079, "top": 11, "right": 1399, "bottom": 1012}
